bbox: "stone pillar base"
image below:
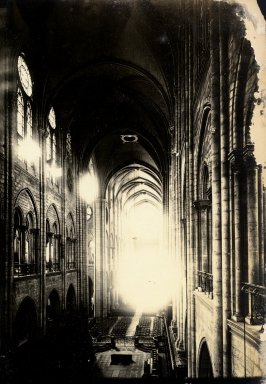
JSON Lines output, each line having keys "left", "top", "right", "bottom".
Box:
{"left": 245, "top": 315, "right": 263, "bottom": 326}
{"left": 231, "top": 314, "right": 244, "bottom": 322}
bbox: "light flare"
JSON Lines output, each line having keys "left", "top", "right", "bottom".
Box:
{"left": 117, "top": 203, "right": 174, "bottom": 313}
{"left": 79, "top": 172, "right": 99, "bottom": 203}
{"left": 17, "top": 137, "right": 41, "bottom": 163}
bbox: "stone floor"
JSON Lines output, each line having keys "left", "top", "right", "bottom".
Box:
{"left": 89, "top": 347, "right": 150, "bottom": 378}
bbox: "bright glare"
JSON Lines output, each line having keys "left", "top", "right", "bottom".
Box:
{"left": 79, "top": 172, "right": 98, "bottom": 203}
{"left": 49, "top": 162, "right": 62, "bottom": 178}
{"left": 117, "top": 203, "right": 174, "bottom": 313}
{"left": 18, "top": 137, "right": 41, "bottom": 163}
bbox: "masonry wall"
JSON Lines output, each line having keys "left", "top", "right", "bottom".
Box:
{"left": 172, "top": 1, "right": 263, "bottom": 379}
{"left": 0, "top": 41, "right": 88, "bottom": 350}
{"left": 194, "top": 291, "right": 214, "bottom": 375}
{"left": 228, "top": 320, "right": 266, "bottom": 377}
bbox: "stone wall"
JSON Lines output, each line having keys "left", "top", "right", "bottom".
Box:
{"left": 228, "top": 320, "right": 266, "bottom": 377}
{"left": 194, "top": 290, "right": 214, "bottom": 375}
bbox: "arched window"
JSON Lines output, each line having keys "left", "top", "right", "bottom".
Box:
{"left": 25, "top": 213, "right": 37, "bottom": 275}
{"left": 52, "top": 223, "right": 60, "bottom": 271}
{"left": 66, "top": 219, "right": 76, "bottom": 270}
{"left": 25, "top": 214, "right": 32, "bottom": 264}
{"left": 17, "top": 89, "right": 24, "bottom": 139}
{"left": 46, "top": 108, "right": 56, "bottom": 163}
{"left": 17, "top": 55, "right": 33, "bottom": 162}
{"left": 46, "top": 220, "right": 60, "bottom": 273}
{"left": 14, "top": 209, "right": 22, "bottom": 275}
{"left": 14, "top": 209, "right": 37, "bottom": 277}
{"left": 46, "top": 107, "right": 59, "bottom": 183}
{"left": 202, "top": 165, "right": 212, "bottom": 274}
{"left": 196, "top": 163, "right": 213, "bottom": 296}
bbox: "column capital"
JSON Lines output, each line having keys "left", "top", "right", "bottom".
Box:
{"left": 228, "top": 149, "right": 243, "bottom": 174}
{"left": 242, "top": 144, "right": 257, "bottom": 171}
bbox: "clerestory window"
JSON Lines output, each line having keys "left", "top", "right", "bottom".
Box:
{"left": 17, "top": 55, "right": 33, "bottom": 162}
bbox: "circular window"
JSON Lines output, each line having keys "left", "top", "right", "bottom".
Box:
{"left": 48, "top": 107, "right": 56, "bottom": 129}
{"left": 18, "top": 55, "right": 33, "bottom": 97}
{"left": 120, "top": 134, "right": 138, "bottom": 143}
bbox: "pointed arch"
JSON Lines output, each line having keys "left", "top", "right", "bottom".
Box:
{"left": 14, "top": 296, "right": 38, "bottom": 346}
{"left": 15, "top": 188, "right": 38, "bottom": 228}
{"left": 46, "top": 289, "right": 61, "bottom": 325}
{"left": 46, "top": 204, "right": 60, "bottom": 233}
{"left": 14, "top": 191, "right": 38, "bottom": 277}
{"left": 198, "top": 338, "right": 213, "bottom": 378}
{"left": 46, "top": 205, "right": 61, "bottom": 273}
{"left": 66, "top": 212, "right": 76, "bottom": 270}
{"left": 66, "top": 284, "right": 76, "bottom": 314}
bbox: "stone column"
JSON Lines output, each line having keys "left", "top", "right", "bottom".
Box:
{"left": 201, "top": 208, "right": 208, "bottom": 273}
{"left": 180, "top": 218, "right": 187, "bottom": 351}
{"left": 186, "top": 12, "right": 197, "bottom": 376}
{"left": 229, "top": 152, "right": 243, "bottom": 321}
{"left": 94, "top": 198, "right": 107, "bottom": 318}
{"left": 61, "top": 142, "right": 66, "bottom": 312}
{"left": 78, "top": 198, "right": 89, "bottom": 314}
{"left": 244, "top": 148, "right": 259, "bottom": 322}
{"left": 210, "top": 3, "right": 223, "bottom": 376}
{"left": 30, "top": 228, "right": 39, "bottom": 273}
{"left": 20, "top": 225, "right": 27, "bottom": 264}
{"left": 262, "top": 187, "right": 266, "bottom": 285}
{"left": 76, "top": 193, "right": 82, "bottom": 308}
{"left": 40, "top": 126, "right": 48, "bottom": 335}
{"left": 258, "top": 164, "right": 264, "bottom": 285}
{"left": 219, "top": 10, "right": 231, "bottom": 376}
{"left": 194, "top": 200, "right": 211, "bottom": 275}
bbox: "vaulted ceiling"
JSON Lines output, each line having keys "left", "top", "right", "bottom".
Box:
{"left": 10, "top": 0, "right": 186, "bottom": 184}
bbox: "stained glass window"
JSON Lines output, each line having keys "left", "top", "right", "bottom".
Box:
{"left": 17, "top": 89, "right": 24, "bottom": 138}
{"left": 47, "top": 107, "right": 57, "bottom": 164}
{"left": 46, "top": 131, "right": 52, "bottom": 161}
{"left": 17, "top": 54, "right": 34, "bottom": 161}
{"left": 52, "top": 134, "right": 57, "bottom": 163}
{"left": 18, "top": 55, "right": 33, "bottom": 97}
{"left": 26, "top": 101, "right": 33, "bottom": 138}
{"left": 48, "top": 107, "right": 56, "bottom": 129}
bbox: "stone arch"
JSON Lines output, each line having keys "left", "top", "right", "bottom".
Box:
{"left": 46, "top": 204, "right": 60, "bottom": 232}
{"left": 46, "top": 289, "right": 60, "bottom": 324}
{"left": 233, "top": 40, "right": 258, "bottom": 149}
{"left": 14, "top": 188, "right": 38, "bottom": 227}
{"left": 13, "top": 296, "right": 38, "bottom": 346}
{"left": 46, "top": 205, "right": 61, "bottom": 272}
{"left": 66, "top": 212, "right": 76, "bottom": 269}
{"left": 66, "top": 284, "right": 76, "bottom": 314}
{"left": 198, "top": 338, "right": 213, "bottom": 378}
{"left": 196, "top": 107, "right": 212, "bottom": 200}
{"left": 201, "top": 162, "right": 210, "bottom": 199}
